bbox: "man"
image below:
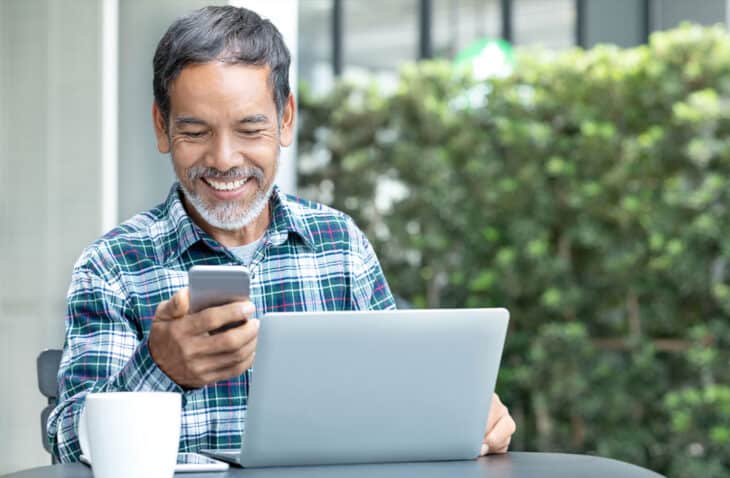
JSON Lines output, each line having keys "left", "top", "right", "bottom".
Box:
{"left": 48, "top": 5, "right": 515, "bottom": 462}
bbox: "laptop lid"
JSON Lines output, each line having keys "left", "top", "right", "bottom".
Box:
{"left": 239, "top": 308, "right": 509, "bottom": 468}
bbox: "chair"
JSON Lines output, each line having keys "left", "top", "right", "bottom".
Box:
{"left": 37, "top": 349, "right": 63, "bottom": 464}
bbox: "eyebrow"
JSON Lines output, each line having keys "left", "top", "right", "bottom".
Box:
{"left": 173, "top": 114, "right": 270, "bottom": 127}
{"left": 174, "top": 116, "right": 207, "bottom": 127}
{"left": 239, "top": 114, "right": 269, "bottom": 125}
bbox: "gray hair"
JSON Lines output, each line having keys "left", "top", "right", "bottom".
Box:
{"left": 153, "top": 5, "right": 291, "bottom": 128}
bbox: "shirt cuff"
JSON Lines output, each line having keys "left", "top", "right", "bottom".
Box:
{"left": 114, "top": 338, "right": 184, "bottom": 393}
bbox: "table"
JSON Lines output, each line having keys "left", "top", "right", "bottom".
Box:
{"left": 3, "top": 452, "right": 665, "bottom": 478}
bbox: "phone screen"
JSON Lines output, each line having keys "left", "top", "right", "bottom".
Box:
{"left": 188, "top": 265, "right": 251, "bottom": 334}
{"left": 188, "top": 265, "right": 250, "bottom": 313}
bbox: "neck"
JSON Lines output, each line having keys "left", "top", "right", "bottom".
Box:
{"left": 183, "top": 196, "right": 271, "bottom": 247}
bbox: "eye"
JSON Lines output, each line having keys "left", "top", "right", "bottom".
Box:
{"left": 182, "top": 131, "right": 207, "bottom": 138}
{"left": 239, "top": 129, "right": 264, "bottom": 136}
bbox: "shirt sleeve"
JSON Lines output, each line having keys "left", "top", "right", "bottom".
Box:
{"left": 350, "top": 227, "right": 397, "bottom": 311}
{"left": 47, "top": 258, "right": 183, "bottom": 463}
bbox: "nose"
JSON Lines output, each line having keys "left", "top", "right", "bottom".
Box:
{"left": 206, "top": 131, "right": 242, "bottom": 171}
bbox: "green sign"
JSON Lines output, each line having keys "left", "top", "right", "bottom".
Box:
{"left": 454, "top": 38, "right": 515, "bottom": 79}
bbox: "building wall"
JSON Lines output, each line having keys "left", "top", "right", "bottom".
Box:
{"left": 0, "top": 0, "right": 104, "bottom": 473}
{"left": 652, "top": 0, "right": 726, "bottom": 30}
{"left": 583, "top": 0, "right": 646, "bottom": 48}
{"left": 583, "top": 0, "right": 727, "bottom": 49}
{"left": 0, "top": 1, "right": 298, "bottom": 473}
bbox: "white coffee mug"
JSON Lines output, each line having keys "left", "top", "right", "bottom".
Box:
{"left": 78, "top": 392, "right": 181, "bottom": 478}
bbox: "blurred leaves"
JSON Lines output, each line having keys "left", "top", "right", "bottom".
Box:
{"left": 298, "top": 24, "right": 730, "bottom": 477}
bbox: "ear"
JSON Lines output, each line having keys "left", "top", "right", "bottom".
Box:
{"left": 152, "top": 102, "right": 171, "bottom": 153}
{"left": 278, "top": 93, "right": 296, "bottom": 148}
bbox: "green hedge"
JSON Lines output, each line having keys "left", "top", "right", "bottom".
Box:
{"left": 297, "top": 24, "right": 730, "bottom": 477}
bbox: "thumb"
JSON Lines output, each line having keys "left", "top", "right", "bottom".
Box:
{"left": 170, "top": 287, "right": 190, "bottom": 315}
{"left": 156, "top": 288, "right": 190, "bottom": 320}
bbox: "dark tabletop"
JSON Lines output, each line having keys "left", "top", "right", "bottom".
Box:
{"left": 2, "top": 452, "right": 665, "bottom": 478}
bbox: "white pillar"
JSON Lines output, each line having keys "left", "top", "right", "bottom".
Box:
{"left": 102, "top": 0, "right": 119, "bottom": 234}
{"left": 0, "top": 1, "right": 105, "bottom": 473}
{"left": 229, "top": 0, "right": 299, "bottom": 195}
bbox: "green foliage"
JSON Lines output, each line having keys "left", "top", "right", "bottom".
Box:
{"left": 297, "top": 24, "right": 730, "bottom": 477}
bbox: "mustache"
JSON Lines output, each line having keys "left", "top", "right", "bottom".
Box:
{"left": 187, "top": 165, "right": 265, "bottom": 184}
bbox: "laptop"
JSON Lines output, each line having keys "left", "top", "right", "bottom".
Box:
{"left": 201, "top": 308, "right": 509, "bottom": 467}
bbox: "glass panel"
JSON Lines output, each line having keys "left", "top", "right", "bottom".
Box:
{"left": 514, "top": 0, "right": 575, "bottom": 49}
{"left": 433, "top": 0, "right": 501, "bottom": 59}
{"left": 299, "top": 0, "right": 334, "bottom": 94}
{"left": 343, "top": 0, "right": 419, "bottom": 75}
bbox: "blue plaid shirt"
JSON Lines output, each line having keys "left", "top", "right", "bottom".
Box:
{"left": 48, "top": 183, "right": 396, "bottom": 462}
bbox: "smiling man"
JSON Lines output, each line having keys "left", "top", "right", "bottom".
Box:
{"left": 47, "top": 5, "right": 515, "bottom": 462}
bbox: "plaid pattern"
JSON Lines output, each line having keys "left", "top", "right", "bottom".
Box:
{"left": 47, "top": 183, "right": 395, "bottom": 463}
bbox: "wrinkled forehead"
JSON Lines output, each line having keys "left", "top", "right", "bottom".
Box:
{"left": 168, "top": 62, "right": 276, "bottom": 120}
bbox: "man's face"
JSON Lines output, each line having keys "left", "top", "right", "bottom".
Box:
{"left": 153, "top": 62, "right": 294, "bottom": 231}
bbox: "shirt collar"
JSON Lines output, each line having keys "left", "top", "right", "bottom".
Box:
{"left": 266, "top": 186, "right": 318, "bottom": 251}
{"left": 159, "top": 182, "right": 317, "bottom": 264}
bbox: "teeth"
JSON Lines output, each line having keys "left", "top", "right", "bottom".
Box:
{"left": 206, "top": 178, "right": 248, "bottom": 191}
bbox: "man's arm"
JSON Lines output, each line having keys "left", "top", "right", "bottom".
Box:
{"left": 50, "top": 259, "right": 259, "bottom": 462}
{"left": 47, "top": 263, "right": 183, "bottom": 463}
{"left": 349, "top": 228, "right": 397, "bottom": 311}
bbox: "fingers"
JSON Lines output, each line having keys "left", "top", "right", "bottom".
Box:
{"left": 149, "top": 292, "right": 258, "bottom": 389}
{"left": 151, "top": 319, "right": 259, "bottom": 389}
{"left": 201, "top": 358, "right": 254, "bottom": 387}
{"left": 188, "top": 334, "right": 258, "bottom": 380}
{"left": 479, "top": 443, "right": 489, "bottom": 456}
{"left": 481, "top": 393, "right": 515, "bottom": 456}
{"left": 209, "top": 340, "right": 258, "bottom": 375}
{"left": 205, "top": 319, "right": 260, "bottom": 354}
{"left": 485, "top": 393, "right": 504, "bottom": 435}
{"left": 483, "top": 412, "right": 516, "bottom": 454}
{"left": 187, "top": 301, "right": 256, "bottom": 335}
{"left": 155, "top": 288, "right": 190, "bottom": 320}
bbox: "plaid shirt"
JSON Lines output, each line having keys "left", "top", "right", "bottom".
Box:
{"left": 48, "top": 183, "right": 395, "bottom": 462}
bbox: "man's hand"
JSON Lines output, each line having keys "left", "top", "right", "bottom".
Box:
{"left": 480, "top": 393, "right": 516, "bottom": 455}
{"left": 148, "top": 287, "right": 259, "bottom": 389}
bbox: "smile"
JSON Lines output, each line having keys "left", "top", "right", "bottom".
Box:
{"left": 202, "top": 177, "right": 249, "bottom": 191}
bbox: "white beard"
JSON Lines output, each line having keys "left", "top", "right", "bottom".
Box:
{"left": 180, "top": 179, "right": 276, "bottom": 231}
{"left": 176, "top": 155, "right": 279, "bottom": 231}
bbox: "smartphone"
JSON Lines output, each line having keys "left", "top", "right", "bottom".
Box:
{"left": 188, "top": 265, "right": 251, "bottom": 334}
{"left": 80, "top": 452, "right": 229, "bottom": 472}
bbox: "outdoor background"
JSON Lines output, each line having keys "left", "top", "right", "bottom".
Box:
{"left": 1, "top": 1, "right": 729, "bottom": 477}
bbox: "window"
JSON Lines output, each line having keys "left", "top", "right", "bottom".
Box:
{"left": 343, "top": 0, "right": 419, "bottom": 74}
{"left": 433, "top": 0, "right": 501, "bottom": 58}
{"left": 513, "top": 0, "right": 575, "bottom": 49}
{"left": 298, "top": 0, "right": 579, "bottom": 93}
{"left": 299, "top": 0, "right": 334, "bottom": 94}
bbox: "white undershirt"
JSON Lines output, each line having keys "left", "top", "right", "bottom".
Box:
{"left": 228, "top": 234, "right": 265, "bottom": 266}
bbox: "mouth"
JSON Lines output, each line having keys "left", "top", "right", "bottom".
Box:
{"left": 200, "top": 176, "right": 253, "bottom": 200}
{"left": 203, "top": 177, "right": 249, "bottom": 191}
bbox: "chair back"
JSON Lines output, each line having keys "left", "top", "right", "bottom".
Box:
{"left": 37, "top": 349, "right": 62, "bottom": 463}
